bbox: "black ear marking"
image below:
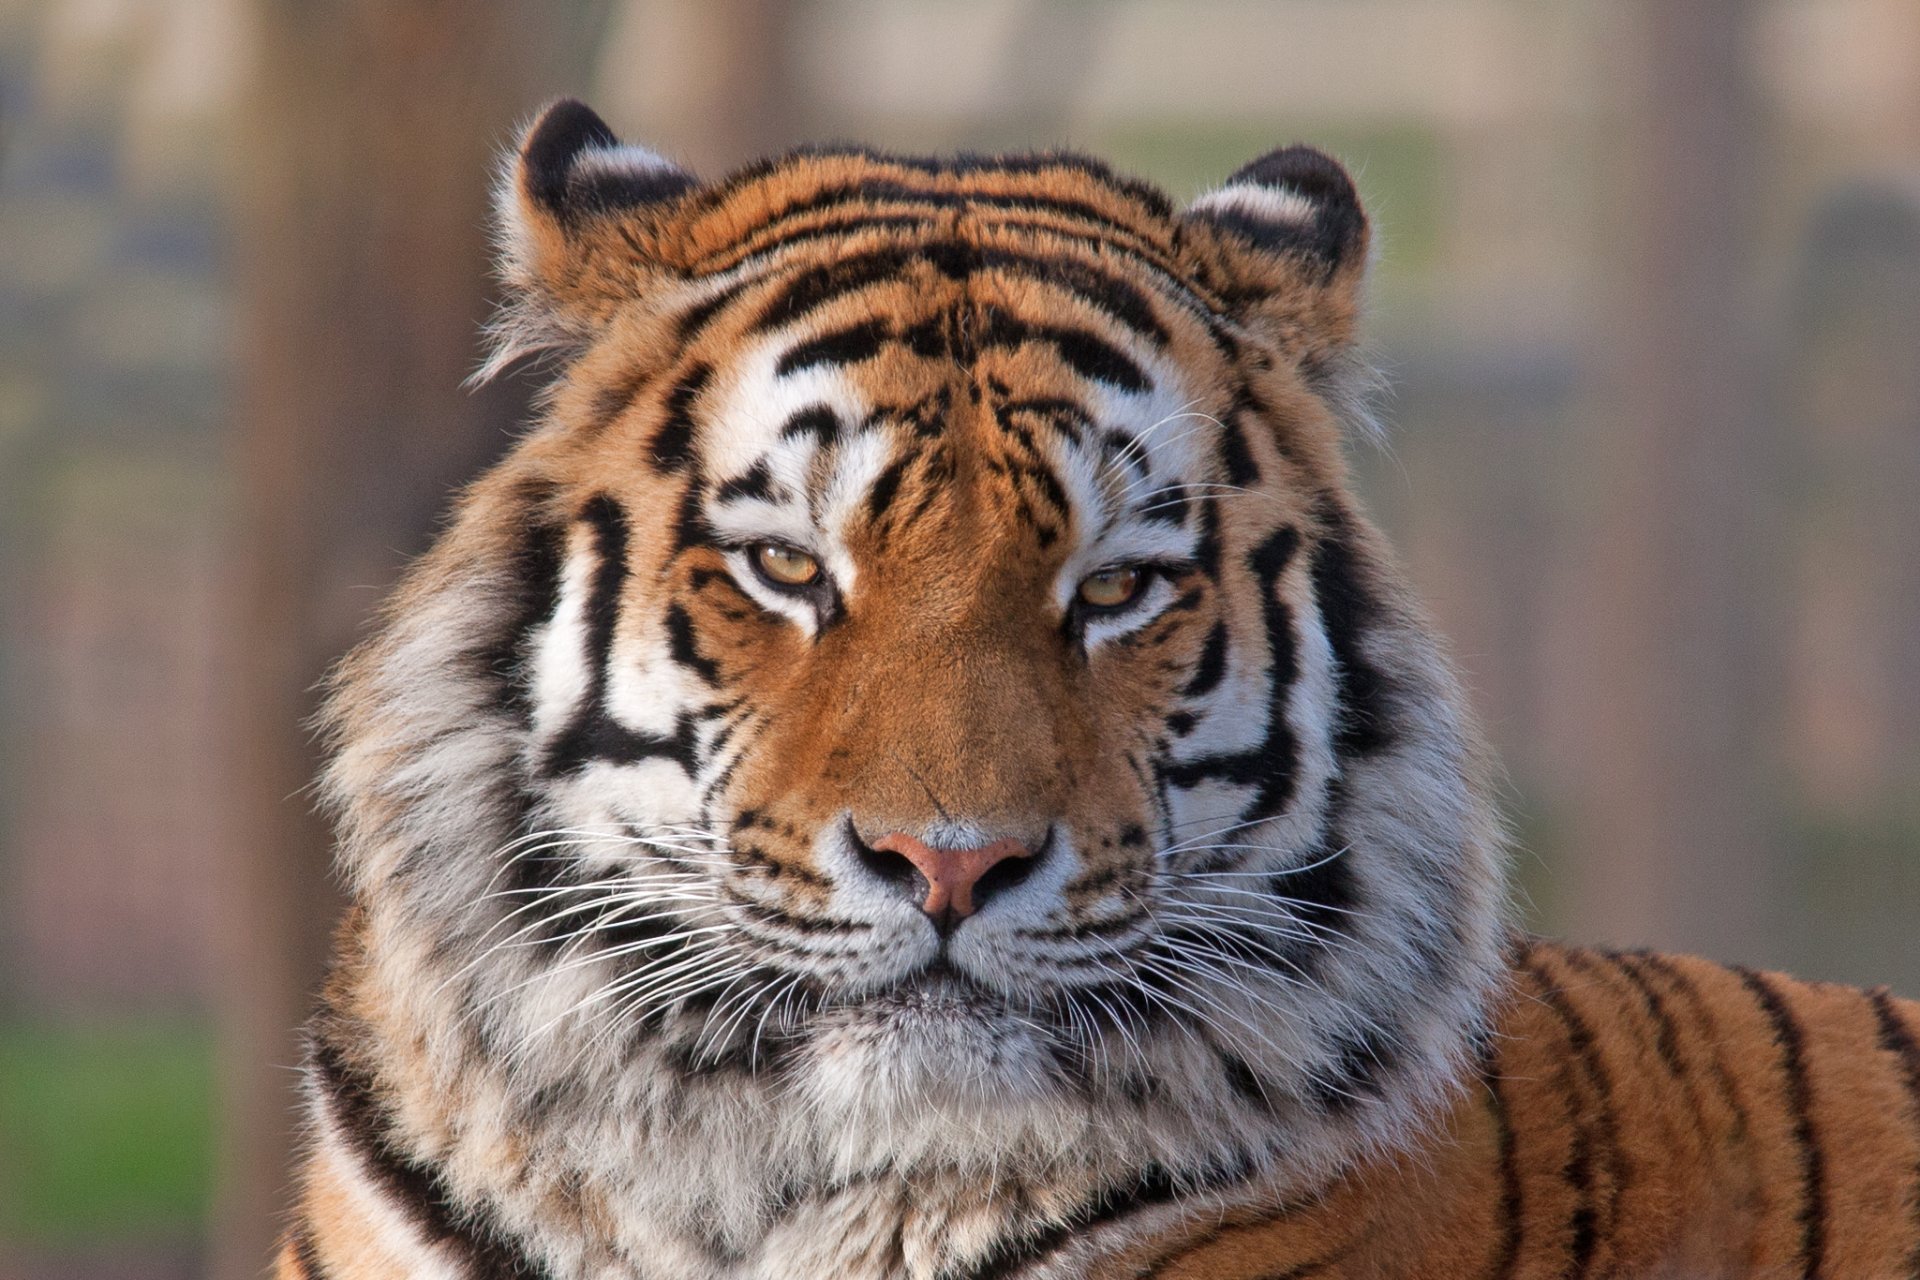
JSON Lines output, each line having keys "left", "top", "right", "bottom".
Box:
{"left": 520, "top": 97, "right": 696, "bottom": 224}
{"left": 1188, "top": 145, "right": 1365, "bottom": 280}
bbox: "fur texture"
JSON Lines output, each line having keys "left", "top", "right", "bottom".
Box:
{"left": 276, "top": 102, "right": 1920, "bottom": 1279}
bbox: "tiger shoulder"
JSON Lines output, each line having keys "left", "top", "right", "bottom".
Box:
{"left": 275, "top": 98, "right": 1920, "bottom": 1279}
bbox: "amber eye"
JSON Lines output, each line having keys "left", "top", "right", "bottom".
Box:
{"left": 752, "top": 543, "right": 822, "bottom": 589}
{"left": 1077, "top": 565, "right": 1147, "bottom": 610}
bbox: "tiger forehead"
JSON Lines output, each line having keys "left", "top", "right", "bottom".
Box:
{"left": 647, "top": 203, "right": 1230, "bottom": 487}
{"left": 656, "top": 148, "right": 1188, "bottom": 275}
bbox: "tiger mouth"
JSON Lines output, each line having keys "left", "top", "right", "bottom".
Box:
{"left": 826, "top": 960, "right": 1017, "bottom": 1026}
{"left": 859, "top": 960, "right": 995, "bottom": 1007}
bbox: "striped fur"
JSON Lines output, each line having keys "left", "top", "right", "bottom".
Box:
{"left": 278, "top": 101, "right": 1920, "bottom": 1278}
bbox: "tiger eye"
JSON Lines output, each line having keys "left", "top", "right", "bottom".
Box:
{"left": 1077, "top": 566, "right": 1145, "bottom": 610}
{"left": 754, "top": 543, "right": 822, "bottom": 588}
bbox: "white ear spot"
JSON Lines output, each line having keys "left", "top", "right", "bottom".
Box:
{"left": 570, "top": 143, "right": 683, "bottom": 182}
{"left": 1190, "top": 182, "right": 1319, "bottom": 229}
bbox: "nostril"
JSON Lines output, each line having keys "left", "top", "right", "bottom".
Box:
{"left": 969, "top": 828, "right": 1051, "bottom": 913}
{"left": 855, "top": 836, "right": 929, "bottom": 905}
{"left": 970, "top": 846, "right": 1038, "bottom": 910}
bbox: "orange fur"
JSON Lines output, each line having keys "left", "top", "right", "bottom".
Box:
{"left": 1092, "top": 942, "right": 1920, "bottom": 1278}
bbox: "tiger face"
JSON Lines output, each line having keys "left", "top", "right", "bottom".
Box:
{"left": 322, "top": 101, "right": 1506, "bottom": 1229}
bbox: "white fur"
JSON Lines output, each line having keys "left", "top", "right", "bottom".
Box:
{"left": 1189, "top": 182, "right": 1320, "bottom": 229}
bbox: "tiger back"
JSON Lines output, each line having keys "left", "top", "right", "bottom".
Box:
{"left": 277, "top": 99, "right": 1920, "bottom": 1280}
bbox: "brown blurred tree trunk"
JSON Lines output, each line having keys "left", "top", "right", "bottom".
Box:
{"left": 1566, "top": 1, "right": 1784, "bottom": 961}
{"left": 216, "top": 4, "right": 609, "bottom": 1276}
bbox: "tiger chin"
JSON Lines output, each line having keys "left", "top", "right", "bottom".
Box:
{"left": 278, "top": 98, "right": 1920, "bottom": 1280}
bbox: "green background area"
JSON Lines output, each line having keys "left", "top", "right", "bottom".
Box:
{"left": 0, "top": 1023, "right": 216, "bottom": 1244}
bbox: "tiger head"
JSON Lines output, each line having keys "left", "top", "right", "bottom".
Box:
{"left": 322, "top": 100, "right": 1507, "bottom": 1209}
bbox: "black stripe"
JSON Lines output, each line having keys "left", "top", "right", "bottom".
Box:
{"left": 870, "top": 147, "right": 1175, "bottom": 213}
{"left": 547, "top": 493, "right": 623, "bottom": 746}
{"left": 290, "top": 1226, "right": 327, "bottom": 1280}
{"left": 543, "top": 712, "right": 701, "bottom": 777}
{"left": 1737, "top": 966, "right": 1828, "bottom": 1279}
{"left": 658, "top": 1015, "right": 798, "bottom": 1078}
{"left": 1267, "top": 818, "right": 1358, "bottom": 952}
{"left": 472, "top": 480, "right": 565, "bottom": 724}
{"left": 1245, "top": 527, "right": 1301, "bottom": 819}
{"left": 584, "top": 367, "right": 651, "bottom": 435}
{"left": 675, "top": 287, "right": 745, "bottom": 345}
{"left": 776, "top": 319, "right": 888, "bottom": 376}
{"left": 979, "top": 246, "right": 1170, "bottom": 342}
{"left": 1633, "top": 953, "right": 1751, "bottom": 1144}
{"left": 1592, "top": 950, "right": 1685, "bottom": 1078}
{"left": 1869, "top": 989, "right": 1920, "bottom": 1276}
{"left": 747, "top": 240, "right": 1170, "bottom": 344}
{"left": 1018, "top": 456, "right": 1070, "bottom": 522}
{"left": 1220, "top": 410, "right": 1262, "bottom": 486}
{"left": 1067, "top": 952, "right": 1191, "bottom": 1040}
{"left": 590, "top": 893, "right": 697, "bottom": 963}
{"left": 1235, "top": 385, "right": 1302, "bottom": 460}
{"left": 1307, "top": 1022, "right": 1401, "bottom": 1115}
{"left": 758, "top": 248, "right": 917, "bottom": 331}
{"left": 652, "top": 364, "right": 712, "bottom": 471}
{"left": 869, "top": 385, "right": 954, "bottom": 440}
{"left": 1267, "top": 809, "right": 1359, "bottom": 932}
{"left": 865, "top": 453, "right": 914, "bottom": 524}
{"left": 1594, "top": 951, "right": 1719, "bottom": 1159}
{"left": 723, "top": 850, "right": 836, "bottom": 897}
{"left": 704, "top": 213, "right": 943, "bottom": 282}
{"left": 704, "top": 210, "right": 937, "bottom": 276}
{"left": 497, "top": 820, "right": 589, "bottom": 952}
{"left": 1518, "top": 953, "right": 1612, "bottom": 1280}
{"left": 697, "top": 721, "right": 758, "bottom": 812}
{"left": 311, "top": 1036, "right": 552, "bottom": 1279}
{"left": 1485, "top": 1055, "right": 1525, "bottom": 1279}
{"left": 780, "top": 404, "right": 843, "bottom": 445}
{"left": 1190, "top": 491, "right": 1221, "bottom": 575}
{"left": 1311, "top": 509, "right": 1396, "bottom": 758}
{"left": 541, "top": 497, "right": 702, "bottom": 776}
{"left": 1157, "top": 527, "right": 1300, "bottom": 822}
{"left": 976, "top": 308, "right": 1149, "bottom": 392}
{"left": 1127, "top": 1184, "right": 1339, "bottom": 1278}
{"left": 902, "top": 446, "right": 953, "bottom": 528}
{"left": 945, "top": 1160, "right": 1251, "bottom": 1280}
{"left": 1218, "top": 1051, "right": 1275, "bottom": 1111}
{"left": 1138, "top": 484, "right": 1189, "bottom": 526}
{"left": 663, "top": 602, "right": 720, "bottom": 684}
{"left": 902, "top": 307, "right": 954, "bottom": 361}
{"left": 668, "top": 477, "right": 711, "bottom": 554}
{"left": 713, "top": 460, "right": 780, "bottom": 505}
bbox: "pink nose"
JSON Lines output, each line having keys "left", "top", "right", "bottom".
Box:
{"left": 868, "top": 833, "right": 1034, "bottom": 918}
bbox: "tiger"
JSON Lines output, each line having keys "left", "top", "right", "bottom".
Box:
{"left": 276, "top": 97, "right": 1920, "bottom": 1280}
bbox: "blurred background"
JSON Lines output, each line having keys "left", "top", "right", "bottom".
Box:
{"left": 2, "top": 0, "right": 1917, "bottom": 1274}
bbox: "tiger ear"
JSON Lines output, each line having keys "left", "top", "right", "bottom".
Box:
{"left": 1182, "top": 146, "right": 1370, "bottom": 350}
{"left": 480, "top": 99, "right": 696, "bottom": 381}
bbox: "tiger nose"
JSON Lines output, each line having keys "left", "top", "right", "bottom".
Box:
{"left": 862, "top": 833, "right": 1038, "bottom": 921}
